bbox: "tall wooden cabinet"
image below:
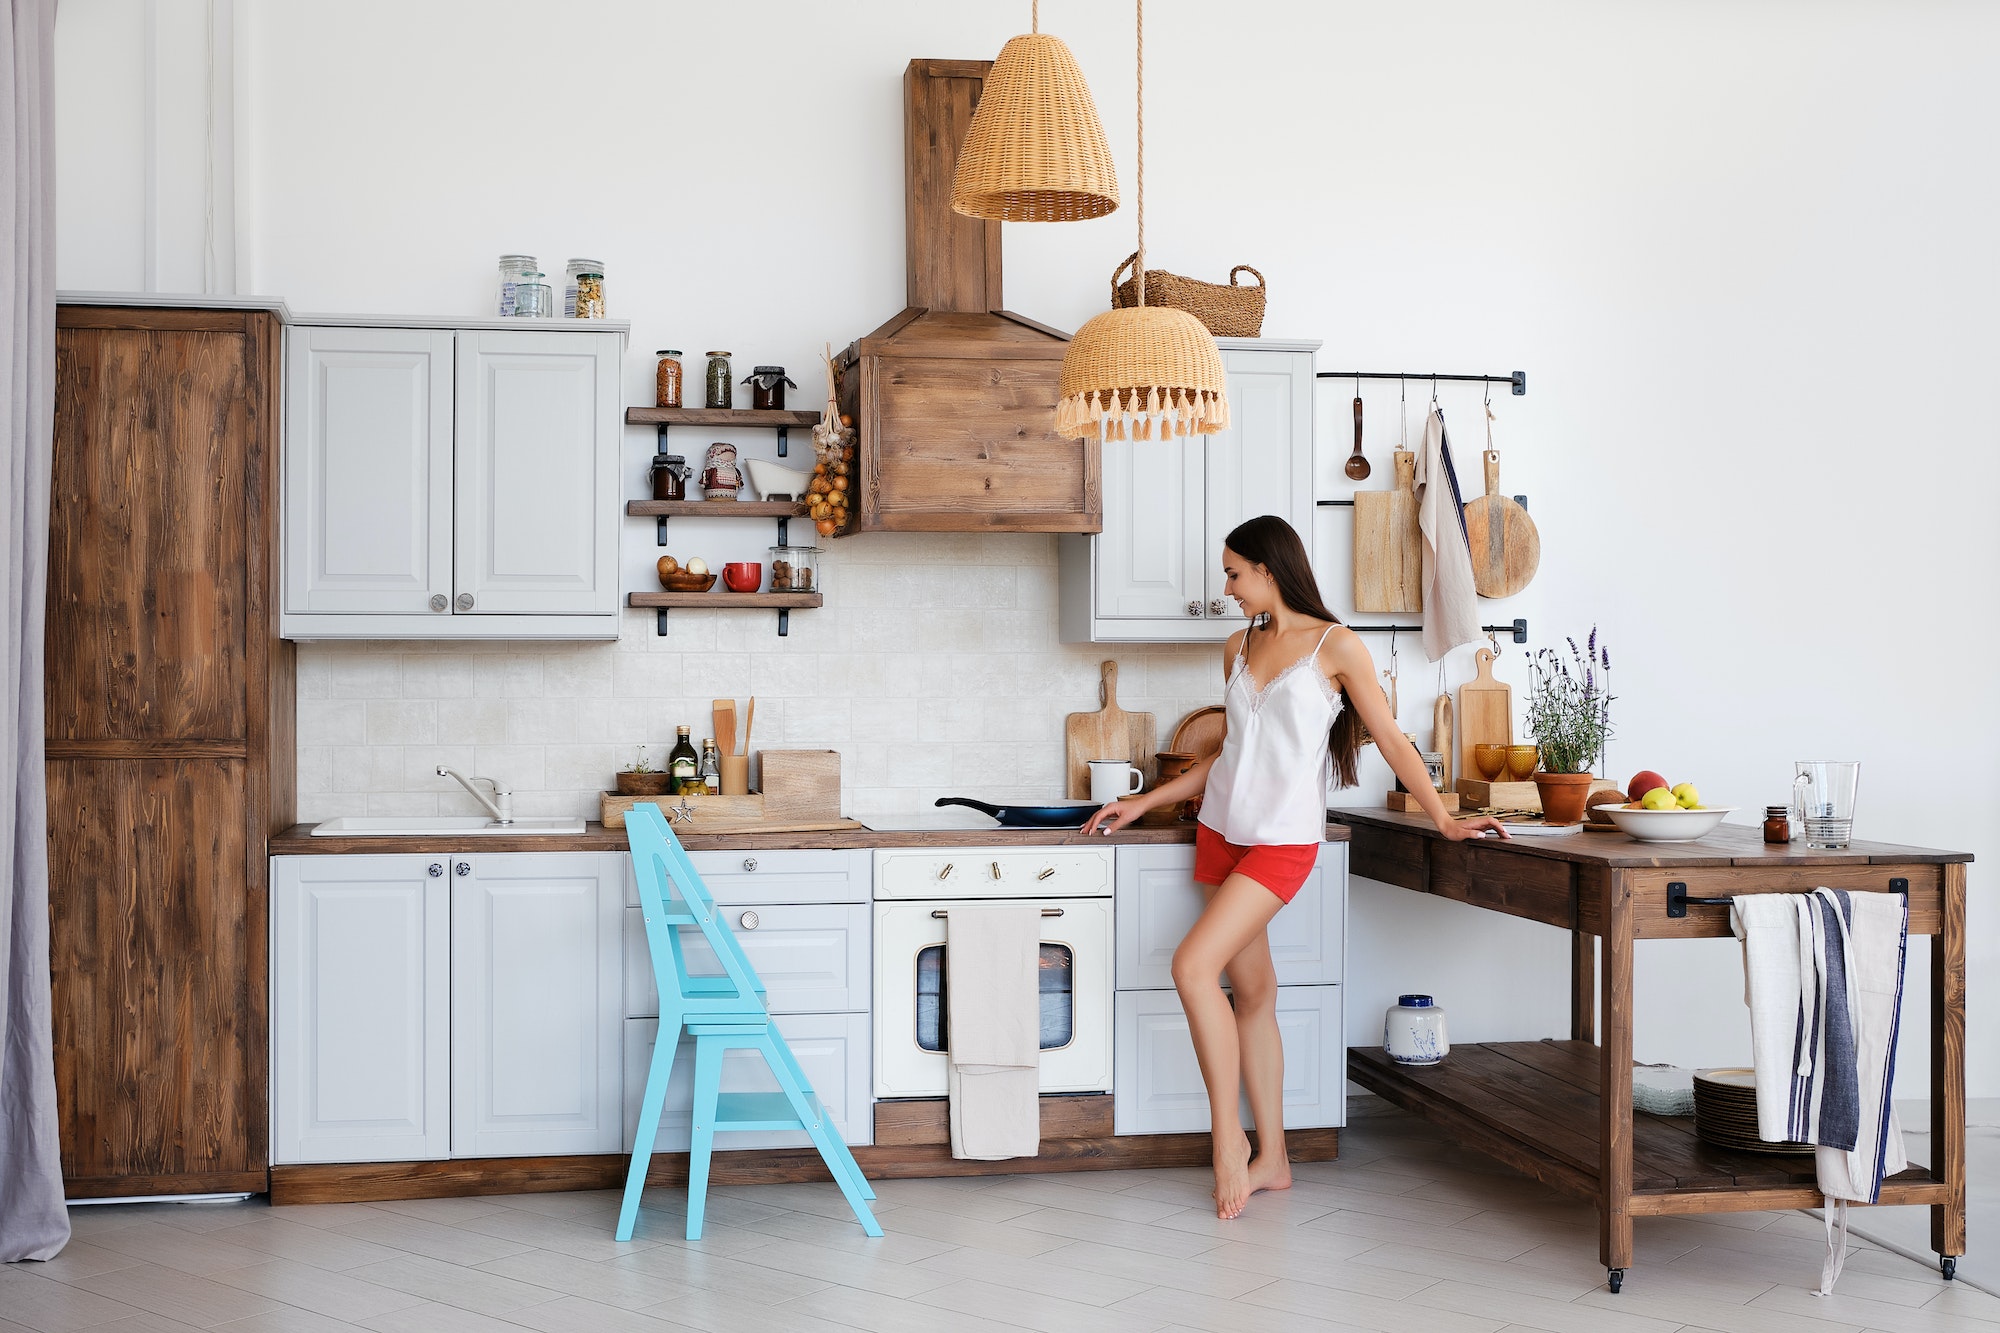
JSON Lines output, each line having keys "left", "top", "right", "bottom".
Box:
{"left": 48, "top": 305, "right": 295, "bottom": 1197}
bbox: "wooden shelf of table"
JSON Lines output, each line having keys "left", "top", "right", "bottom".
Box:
{"left": 626, "top": 590, "right": 822, "bottom": 638}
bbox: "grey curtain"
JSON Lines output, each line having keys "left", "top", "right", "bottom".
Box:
{"left": 0, "top": 0, "right": 67, "bottom": 1263}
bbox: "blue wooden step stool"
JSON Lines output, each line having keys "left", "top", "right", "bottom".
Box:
{"left": 615, "top": 803, "right": 880, "bottom": 1241}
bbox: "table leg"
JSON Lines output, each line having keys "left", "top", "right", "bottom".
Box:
{"left": 1600, "top": 870, "right": 1634, "bottom": 1283}
{"left": 1931, "top": 862, "right": 1967, "bottom": 1268}
{"left": 1572, "top": 928, "right": 1595, "bottom": 1043}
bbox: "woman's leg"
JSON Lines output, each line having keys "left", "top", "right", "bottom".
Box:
{"left": 1221, "top": 926, "right": 1292, "bottom": 1195}
{"left": 1171, "top": 873, "right": 1284, "bottom": 1219}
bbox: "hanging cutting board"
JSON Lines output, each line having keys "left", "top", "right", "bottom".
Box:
{"left": 1353, "top": 449, "right": 1423, "bottom": 613}
{"left": 1455, "top": 646, "right": 1512, "bottom": 788}
{"left": 1463, "top": 448, "right": 1540, "bottom": 598}
{"left": 1064, "top": 661, "right": 1158, "bottom": 799}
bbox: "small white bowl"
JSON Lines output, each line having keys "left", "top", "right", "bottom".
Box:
{"left": 746, "top": 459, "right": 811, "bottom": 501}
{"left": 1599, "top": 805, "right": 1736, "bottom": 842}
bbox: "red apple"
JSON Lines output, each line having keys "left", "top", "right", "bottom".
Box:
{"left": 1627, "top": 770, "right": 1670, "bottom": 803}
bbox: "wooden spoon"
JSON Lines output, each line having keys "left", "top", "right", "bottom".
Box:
{"left": 743, "top": 696, "right": 755, "bottom": 754}
{"left": 1344, "top": 395, "right": 1371, "bottom": 480}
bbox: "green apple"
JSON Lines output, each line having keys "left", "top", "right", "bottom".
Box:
{"left": 1672, "top": 782, "right": 1700, "bottom": 809}
{"left": 1641, "top": 787, "right": 1680, "bottom": 811}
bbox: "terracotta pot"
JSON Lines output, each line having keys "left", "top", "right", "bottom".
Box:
{"left": 616, "top": 770, "right": 672, "bottom": 796}
{"left": 1532, "top": 771, "right": 1597, "bottom": 824}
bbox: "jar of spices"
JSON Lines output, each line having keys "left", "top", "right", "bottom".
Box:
{"left": 704, "top": 352, "right": 733, "bottom": 409}
{"left": 768, "top": 545, "right": 821, "bottom": 593}
{"left": 573, "top": 271, "right": 605, "bottom": 319}
{"left": 496, "top": 254, "right": 538, "bottom": 316}
{"left": 562, "top": 258, "right": 605, "bottom": 318}
{"left": 514, "top": 270, "right": 552, "bottom": 318}
{"left": 649, "top": 454, "right": 689, "bottom": 501}
{"left": 742, "top": 365, "right": 797, "bottom": 411}
{"left": 654, "top": 350, "right": 683, "bottom": 408}
{"left": 1763, "top": 805, "right": 1792, "bottom": 844}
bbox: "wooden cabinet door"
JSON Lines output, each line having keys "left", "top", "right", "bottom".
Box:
{"left": 1114, "top": 844, "right": 1344, "bottom": 990}
{"left": 452, "top": 330, "right": 619, "bottom": 616}
{"left": 1091, "top": 433, "right": 1208, "bottom": 621}
{"left": 270, "top": 856, "right": 450, "bottom": 1164}
{"left": 283, "top": 327, "right": 454, "bottom": 614}
{"left": 1112, "top": 985, "right": 1344, "bottom": 1134}
{"left": 1203, "top": 348, "right": 1316, "bottom": 616}
{"left": 451, "top": 852, "right": 623, "bottom": 1157}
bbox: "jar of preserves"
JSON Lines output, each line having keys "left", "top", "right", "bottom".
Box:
{"left": 649, "top": 454, "right": 689, "bottom": 501}
{"left": 562, "top": 258, "right": 605, "bottom": 318}
{"left": 1763, "top": 805, "right": 1792, "bottom": 844}
{"left": 514, "top": 271, "right": 552, "bottom": 318}
{"left": 654, "top": 351, "right": 683, "bottom": 408}
{"left": 743, "top": 365, "right": 797, "bottom": 410}
{"left": 704, "top": 351, "right": 733, "bottom": 409}
{"left": 497, "top": 254, "right": 538, "bottom": 316}
{"left": 574, "top": 271, "right": 605, "bottom": 319}
{"left": 767, "top": 545, "right": 821, "bottom": 593}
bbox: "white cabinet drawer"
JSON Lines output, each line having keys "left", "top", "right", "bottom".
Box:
{"left": 1115, "top": 843, "right": 1344, "bottom": 990}
{"left": 622, "top": 1012, "right": 872, "bottom": 1152}
{"left": 873, "top": 846, "right": 1112, "bottom": 900}
{"left": 624, "top": 848, "right": 869, "bottom": 907}
{"left": 1112, "top": 985, "right": 1344, "bottom": 1135}
{"left": 624, "top": 902, "right": 869, "bottom": 1017}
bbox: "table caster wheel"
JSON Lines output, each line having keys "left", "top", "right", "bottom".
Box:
{"left": 1941, "top": 1256, "right": 1958, "bottom": 1281}
{"left": 1607, "top": 1269, "right": 1626, "bottom": 1294}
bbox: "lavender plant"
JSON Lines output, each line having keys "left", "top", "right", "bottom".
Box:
{"left": 1524, "top": 628, "right": 1614, "bottom": 774}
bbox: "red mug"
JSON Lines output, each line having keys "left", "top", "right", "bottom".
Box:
{"left": 722, "top": 562, "right": 762, "bottom": 593}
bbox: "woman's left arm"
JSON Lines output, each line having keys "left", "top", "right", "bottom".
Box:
{"left": 1322, "top": 631, "right": 1510, "bottom": 841}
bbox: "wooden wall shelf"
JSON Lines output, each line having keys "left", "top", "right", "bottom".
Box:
{"left": 626, "top": 590, "right": 823, "bottom": 638}
{"left": 625, "top": 407, "right": 821, "bottom": 428}
{"left": 626, "top": 501, "right": 808, "bottom": 518}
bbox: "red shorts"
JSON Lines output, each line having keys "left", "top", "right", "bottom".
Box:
{"left": 1193, "top": 823, "right": 1317, "bottom": 904}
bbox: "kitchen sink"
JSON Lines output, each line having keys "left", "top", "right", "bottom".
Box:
{"left": 310, "top": 816, "right": 586, "bottom": 836}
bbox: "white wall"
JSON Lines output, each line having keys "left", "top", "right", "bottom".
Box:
{"left": 54, "top": 0, "right": 1999, "bottom": 1099}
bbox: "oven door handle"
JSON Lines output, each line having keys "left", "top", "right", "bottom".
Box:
{"left": 931, "top": 908, "right": 1064, "bottom": 918}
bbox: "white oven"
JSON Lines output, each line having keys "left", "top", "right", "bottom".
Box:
{"left": 872, "top": 845, "right": 1115, "bottom": 1099}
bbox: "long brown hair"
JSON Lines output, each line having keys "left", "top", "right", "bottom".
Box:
{"left": 1224, "top": 515, "right": 1362, "bottom": 789}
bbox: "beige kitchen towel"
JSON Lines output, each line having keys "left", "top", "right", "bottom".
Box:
{"left": 944, "top": 904, "right": 1042, "bottom": 1161}
{"left": 1414, "top": 405, "right": 1483, "bottom": 662}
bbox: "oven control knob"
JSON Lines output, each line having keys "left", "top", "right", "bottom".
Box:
{"left": 990, "top": 861, "right": 1002, "bottom": 880}
{"left": 742, "top": 857, "right": 758, "bottom": 872}
{"left": 739, "top": 910, "right": 759, "bottom": 931}
{"left": 1037, "top": 867, "right": 1056, "bottom": 881}
{"left": 938, "top": 862, "right": 954, "bottom": 880}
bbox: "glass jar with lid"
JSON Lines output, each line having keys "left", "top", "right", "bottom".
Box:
{"left": 649, "top": 454, "right": 689, "bottom": 501}
{"left": 562, "top": 258, "right": 605, "bottom": 318}
{"left": 654, "top": 350, "right": 684, "bottom": 408}
{"left": 573, "top": 272, "right": 605, "bottom": 319}
{"left": 704, "top": 352, "right": 733, "bottom": 409}
{"left": 497, "top": 254, "right": 538, "bottom": 316}
{"left": 767, "top": 545, "right": 821, "bottom": 593}
{"left": 513, "top": 271, "right": 552, "bottom": 318}
{"left": 742, "top": 365, "right": 797, "bottom": 410}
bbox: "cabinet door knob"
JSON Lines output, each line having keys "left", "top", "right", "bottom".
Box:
{"left": 1209, "top": 599, "right": 1227, "bottom": 616}
{"left": 1186, "top": 600, "right": 1202, "bottom": 617}
{"left": 739, "top": 910, "right": 759, "bottom": 931}
{"left": 428, "top": 862, "right": 444, "bottom": 877}
{"left": 742, "top": 857, "right": 758, "bottom": 872}
{"left": 455, "top": 592, "right": 475, "bottom": 611}
{"left": 455, "top": 861, "right": 470, "bottom": 876}
{"left": 429, "top": 594, "right": 448, "bottom": 613}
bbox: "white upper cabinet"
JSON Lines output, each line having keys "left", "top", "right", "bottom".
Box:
{"left": 1059, "top": 338, "right": 1319, "bottom": 643}
{"left": 280, "top": 318, "right": 626, "bottom": 640}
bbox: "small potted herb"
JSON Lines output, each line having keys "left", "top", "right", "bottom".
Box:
{"left": 1524, "top": 628, "right": 1613, "bottom": 824}
{"left": 615, "top": 746, "right": 671, "bottom": 796}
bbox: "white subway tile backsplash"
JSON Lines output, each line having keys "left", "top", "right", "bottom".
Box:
{"left": 364, "top": 700, "right": 436, "bottom": 746}
{"left": 298, "top": 700, "right": 367, "bottom": 747}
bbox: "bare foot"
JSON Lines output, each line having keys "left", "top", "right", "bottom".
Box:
{"left": 1212, "top": 1132, "right": 1253, "bottom": 1219}
{"left": 1245, "top": 1152, "right": 1292, "bottom": 1197}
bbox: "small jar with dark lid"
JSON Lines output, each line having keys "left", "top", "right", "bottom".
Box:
{"left": 1763, "top": 805, "right": 1792, "bottom": 844}
{"left": 649, "top": 454, "right": 689, "bottom": 502}
{"left": 742, "top": 365, "right": 797, "bottom": 411}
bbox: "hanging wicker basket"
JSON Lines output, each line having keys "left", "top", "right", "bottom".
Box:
{"left": 1110, "top": 252, "right": 1266, "bottom": 337}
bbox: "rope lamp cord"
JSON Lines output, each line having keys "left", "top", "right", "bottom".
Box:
{"left": 1136, "top": 0, "right": 1145, "bottom": 306}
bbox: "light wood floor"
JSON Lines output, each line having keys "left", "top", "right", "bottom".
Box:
{"left": 5, "top": 1099, "right": 1993, "bottom": 1333}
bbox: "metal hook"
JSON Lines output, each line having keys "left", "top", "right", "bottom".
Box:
{"left": 1487, "top": 629, "right": 1502, "bottom": 659}
{"left": 1431, "top": 374, "right": 1440, "bottom": 405}
{"left": 1483, "top": 380, "right": 1491, "bottom": 408}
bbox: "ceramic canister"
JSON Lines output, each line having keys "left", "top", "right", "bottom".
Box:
{"left": 1383, "top": 994, "right": 1449, "bottom": 1066}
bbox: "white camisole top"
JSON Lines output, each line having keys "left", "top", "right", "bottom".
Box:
{"left": 1198, "top": 624, "right": 1341, "bottom": 847}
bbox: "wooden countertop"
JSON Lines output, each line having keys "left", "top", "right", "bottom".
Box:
{"left": 269, "top": 820, "right": 1351, "bottom": 856}
{"left": 1328, "top": 807, "right": 1971, "bottom": 867}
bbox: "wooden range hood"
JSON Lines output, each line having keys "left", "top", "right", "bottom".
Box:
{"left": 837, "top": 59, "right": 1102, "bottom": 533}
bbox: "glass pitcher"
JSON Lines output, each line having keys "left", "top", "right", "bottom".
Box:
{"left": 1792, "top": 761, "right": 1860, "bottom": 849}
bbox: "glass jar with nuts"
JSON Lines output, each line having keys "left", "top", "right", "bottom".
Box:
{"left": 767, "top": 545, "right": 821, "bottom": 594}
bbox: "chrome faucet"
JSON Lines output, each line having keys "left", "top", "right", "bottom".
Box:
{"left": 436, "top": 766, "right": 513, "bottom": 824}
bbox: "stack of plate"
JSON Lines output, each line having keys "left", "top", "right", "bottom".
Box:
{"left": 1692, "top": 1068, "right": 1815, "bottom": 1155}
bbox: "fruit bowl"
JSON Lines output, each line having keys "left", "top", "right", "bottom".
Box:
{"left": 661, "top": 571, "right": 716, "bottom": 593}
{"left": 1599, "top": 805, "right": 1736, "bottom": 842}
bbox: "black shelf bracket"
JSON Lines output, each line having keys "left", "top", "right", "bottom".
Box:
{"left": 1317, "top": 369, "right": 1526, "bottom": 395}
{"left": 776, "top": 425, "right": 789, "bottom": 458}
{"left": 652, "top": 606, "right": 794, "bottom": 638}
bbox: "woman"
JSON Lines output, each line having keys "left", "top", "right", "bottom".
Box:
{"left": 1084, "top": 515, "right": 1507, "bottom": 1219}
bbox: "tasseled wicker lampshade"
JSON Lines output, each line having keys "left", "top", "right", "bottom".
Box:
{"left": 1056, "top": 305, "right": 1230, "bottom": 441}
{"left": 952, "top": 33, "right": 1119, "bottom": 222}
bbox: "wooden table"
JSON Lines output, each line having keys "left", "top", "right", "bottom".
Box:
{"left": 1328, "top": 809, "right": 1970, "bottom": 1293}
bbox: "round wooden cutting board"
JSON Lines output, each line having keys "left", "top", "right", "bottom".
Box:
{"left": 1462, "top": 448, "right": 1539, "bottom": 597}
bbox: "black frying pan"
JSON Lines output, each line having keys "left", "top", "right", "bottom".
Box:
{"left": 935, "top": 796, "right": 1101, "bottom": 829}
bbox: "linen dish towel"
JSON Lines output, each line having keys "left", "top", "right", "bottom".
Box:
{"left": 1413, "top": 405, "right": 1482, "bottom": 662}
{"left": 944, "top": 904, "right": 1042, "bottom": 1160}
{"left": 1731, "top": 889, "right": 1909, "bottom": 1293}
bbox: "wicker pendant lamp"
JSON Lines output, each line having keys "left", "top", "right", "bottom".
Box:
{"left": 1055, "top": 0, "right": 1228, "bottom": 442}
{"left": 952, "top": 2, "right": 1119, "bottom": 221}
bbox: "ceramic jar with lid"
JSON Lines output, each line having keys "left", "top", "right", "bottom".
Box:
{"left": 1383, "top": 994, "right": 1449, "bottom": 1066}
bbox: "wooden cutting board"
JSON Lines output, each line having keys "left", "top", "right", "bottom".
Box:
{"left": 1168, "top": 705, "right": 1226, "bottom": 760}
{"left": 1455, "top": 646, "right": 1512, "bottom": 787}
{"left": 1353, "top": 449, "right": 1423, "bottom": 613}
{"left": 1462, "top": 449, "right": 1540, "bottom": 597}
{"left": 1065, "top": 661, "right": 1158, "bottom": 798}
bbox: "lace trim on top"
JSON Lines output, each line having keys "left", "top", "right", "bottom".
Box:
{"left": 1234, "top": 628, "right": 1341, "bottom": 715}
